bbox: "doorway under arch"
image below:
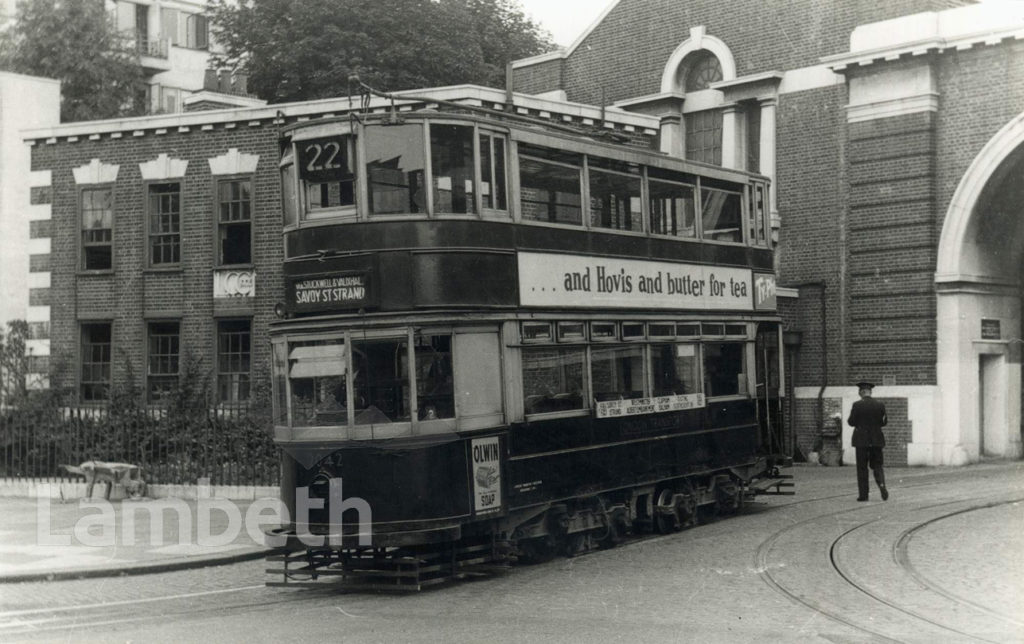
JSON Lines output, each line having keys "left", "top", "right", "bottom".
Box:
{"left": 935, "top": 114, "right": 1024, "bottom": 464}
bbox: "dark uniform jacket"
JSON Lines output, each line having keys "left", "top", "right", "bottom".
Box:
{"left": 847, "top": 396, "right": 887, "bottom": 447}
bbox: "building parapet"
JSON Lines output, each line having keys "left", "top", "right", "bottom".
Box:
{"left": 22, "top": 84, "right": 661, "bottom": 144}
{"left": 823, "top": 2, "right": 1024, "bottom": 71}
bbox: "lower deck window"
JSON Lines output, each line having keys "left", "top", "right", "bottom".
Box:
{"left": 522, "top": 347, "right": 585, "bottom": 414}
{"left": 352, "top": 338, "right": 411, "bottom": 423}
{"left": 289, "top": 340, "right": 348, "bottom": 427}
{"left": 415, "top": 335, "right": 454, "bottom": 420}
{"left": 591, "top": 345, "right": 644, "bottom": 402}
{"left": 704, "top": 342, "right": 745, "bottom": 397}
{"left": 651, "top": 343, "right": 701, "bottom": 396}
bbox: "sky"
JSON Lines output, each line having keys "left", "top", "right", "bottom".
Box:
{"left": 516, "top": 0, "right": 616, "bottom": 47}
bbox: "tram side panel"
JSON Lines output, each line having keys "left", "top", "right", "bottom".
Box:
{"left": 506, "top": 401, "right": 759, "bottom": 508}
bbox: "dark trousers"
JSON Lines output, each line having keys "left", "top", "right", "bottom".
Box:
{"left": 855, "top": 446, "right": 885, "bottom": 499}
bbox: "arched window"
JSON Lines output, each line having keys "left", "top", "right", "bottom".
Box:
{"left": 683, "top": 51, "right": 723, "bottom": 92}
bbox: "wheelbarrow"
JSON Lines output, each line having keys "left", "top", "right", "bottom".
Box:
{"left": 61, "top": 461, "right": 147, "bottom": 500}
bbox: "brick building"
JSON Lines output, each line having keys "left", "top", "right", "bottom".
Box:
{"left": 23, "top": 87, "right": 659, "bottom": 407}
{"left": 510, "top": 0, "right": 1024, "bottom": 465}
{"left": 23, "top": 0, "right": 1024, "bottom": 466}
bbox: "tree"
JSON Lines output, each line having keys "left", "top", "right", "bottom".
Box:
{"left": 0, "top": 0, "right": 147, "bottom": 122}
{"left": 208, "top": 0, "right": 552, "bottom": 103}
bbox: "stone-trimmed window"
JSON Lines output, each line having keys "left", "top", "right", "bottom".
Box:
{"left": 217, "top": 178, "right": 252, "bottom": 266}
{"left": 148, "top": 183, "right": 181, "bottom": 266}
{"left": 81, "top": 322, "right": 112, "bottom": 402}
{"left": 217, "top": 319, "right": 251, "bottom": 404}
{"left": 684, "top": 50, "right": 723, "bottom": 92}
{"left": 81, "top": 187, "right": 114, "bottom": 270}
{"left": 686, "top": 109, "right": 723, "bottom": 165}
{"left": 147, "top": 321, "right": 180, "bottom": 402}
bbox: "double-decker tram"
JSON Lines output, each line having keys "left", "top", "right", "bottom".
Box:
{"left": 266, "top": 94, "right": 790, "bottom": 589}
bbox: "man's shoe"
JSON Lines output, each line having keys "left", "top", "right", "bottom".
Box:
{"left": 880, "top": 486, "right": 889, "bottom": 501}
{"left": 857, "top": 497, "right": 868, "bottom": 502}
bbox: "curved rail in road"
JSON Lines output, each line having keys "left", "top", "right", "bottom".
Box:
{"left": 756, "top": 489, "right": 1024, "bottom": 643}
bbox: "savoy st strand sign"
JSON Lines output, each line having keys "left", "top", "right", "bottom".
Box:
{"left": 517, "top": 252, "right": 759, "bottom": 311}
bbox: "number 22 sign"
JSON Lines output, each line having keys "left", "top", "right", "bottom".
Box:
{"left": 298, "top": 137, "right": 351, "bottom": 182}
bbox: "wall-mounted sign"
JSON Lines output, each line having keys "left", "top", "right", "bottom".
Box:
{"left": 596, "top": 393, "right": 705, "bottom": 419}
{"left": 470, "top": 436, "right": 502, "bottom": 515}
{"left": 213, "top": 269, "right": 255, "bottom": 298}
{"left": 518, "top": 252, "right": 753, "bottom": 311}
{"left": 981, "top": 318, "right": 1001, "bottom": 340}
{"left": 288, "top": 272, "right": 370, "bottom": 312}
{"left": 753, "top": 273, "right": 777, "bottom": 310}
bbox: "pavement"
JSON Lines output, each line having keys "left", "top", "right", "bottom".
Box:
{"left": 0, "top": 491, "right": 278, "bottom": 583}
{"left": 1, "top": 460, "right": 1020, "bottom": 588}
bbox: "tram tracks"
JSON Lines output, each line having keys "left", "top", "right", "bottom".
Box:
{"left": 756, "top": 486, "right": 1024, "bottom": 643}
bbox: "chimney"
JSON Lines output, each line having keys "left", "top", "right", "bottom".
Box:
{"left": 219, "top": 69, "right": 232, "bottom": 94}
{"left": 203, "top": 69, "right": 219, "bottom": 92}
{"left": 233, "top": 73, "right": 248, "bottom": 95}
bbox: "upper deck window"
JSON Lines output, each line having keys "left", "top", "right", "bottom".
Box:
{"left": 519, "top": 145, "right": 583, "bottom": 226}
{"left": 366, "top": 124, "right": 425, "bottom": 215}
{"left": 298, "top": 136, "right": 355, "bottom": 215}
{"left": 701, "top": 186, "right": 743, "bottom": 243}
{"left": 648, "top": 168, "right": 696, "bottom": 239}
{"left": 431, "top": 124, "right": 475, "bottom": 215}
{"left": 589, "top": 160, "right": 642, "bottom": 233}
{"left": 479, "top": 132, "right": 508, "bottom": 213}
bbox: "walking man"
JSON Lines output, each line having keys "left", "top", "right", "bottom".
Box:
{"left": 847, "top": 381, "right": 889, "bottom": 501}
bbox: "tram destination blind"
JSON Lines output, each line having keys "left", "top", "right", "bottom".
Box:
{"left": 288, "top": 272, "right": 370, "bottom": 311}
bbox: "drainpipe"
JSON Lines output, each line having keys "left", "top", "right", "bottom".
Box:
{"left": 784, "top": 282, "right": 828, "bottom": 444}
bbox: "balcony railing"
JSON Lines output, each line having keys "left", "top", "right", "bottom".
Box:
{"left": 137, "top": 38, "right": 168, "bottom": 59}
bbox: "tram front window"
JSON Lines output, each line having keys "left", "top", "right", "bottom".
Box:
{"left": 298, "top": 135, "right": 356, "bottom": 214}
{"left": 522, "top": 347, "right": 585, "bottom": 415}
{"left": 366, "top": 124, "right": 426, "bottom": 215}
{"left": 651, "top": 343, "right": 701, "bottom": 396}
{"left": 592, "top": 345, "right": 645, "bottom": 401}
{"left": 431, "top": 124, "right": 475, "bottom": 214}
{"left": 351, "top": 338, "right": 411, "bottom": 423}
{"left": 415, "top": 334, "right": 454, "bottom": 420}
{"left": 288, "top": 340, "right": 349, "bottom": 427}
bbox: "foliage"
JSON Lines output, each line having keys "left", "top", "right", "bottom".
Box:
{"left": 0, "top": 349, "right": 278, "bottom": 485}
{"left": 0, "top": 0, "right": 147, "bottom": 122}
{"left": 0, "top": 320, "right": 29, "bottom": 406}
{"left": 208, "top": 0, "right": 553, "bottom": 103}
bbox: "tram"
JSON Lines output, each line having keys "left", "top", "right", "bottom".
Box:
{"left": 266, "top": 89, "right": 789, "bottom": 588}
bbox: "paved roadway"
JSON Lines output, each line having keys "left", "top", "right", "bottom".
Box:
{"left": 1, "top": 462, "right": 1021, "bottom": 643}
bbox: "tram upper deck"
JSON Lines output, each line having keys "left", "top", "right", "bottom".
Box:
{"left": 271, "top": 106, "right": 780, "bottom": 447}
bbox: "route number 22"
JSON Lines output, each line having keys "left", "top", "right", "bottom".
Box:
{"left": 304, "top": 141, "right": 343, "bottom": 172}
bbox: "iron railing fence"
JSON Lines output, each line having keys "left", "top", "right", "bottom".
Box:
{"left": 0, "top": 406, "right": 279, "bottom": 487}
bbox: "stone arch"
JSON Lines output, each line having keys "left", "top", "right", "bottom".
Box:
{"left": 934, "top": 110, "right": 1024, "bottom": 465}
{"left": 659, "top": 26, "right": 737, "bottom": 94}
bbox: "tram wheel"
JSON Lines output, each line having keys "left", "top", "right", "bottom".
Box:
{"left": 654, "top": 488, "right": 681, "bottom": 534}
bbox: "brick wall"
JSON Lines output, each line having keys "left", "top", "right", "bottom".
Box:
{"left": 31, "top": 123, "right": 284, "bottom": 401}
{"left": 515, "top": 0, "right": 973, "bottom": 105}
{"left": 846, "top": 107, "right": 937, "bottom": 385}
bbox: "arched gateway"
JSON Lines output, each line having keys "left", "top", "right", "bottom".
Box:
{"left": 935, "top": 114, "right": 1024, "bottom": 465}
